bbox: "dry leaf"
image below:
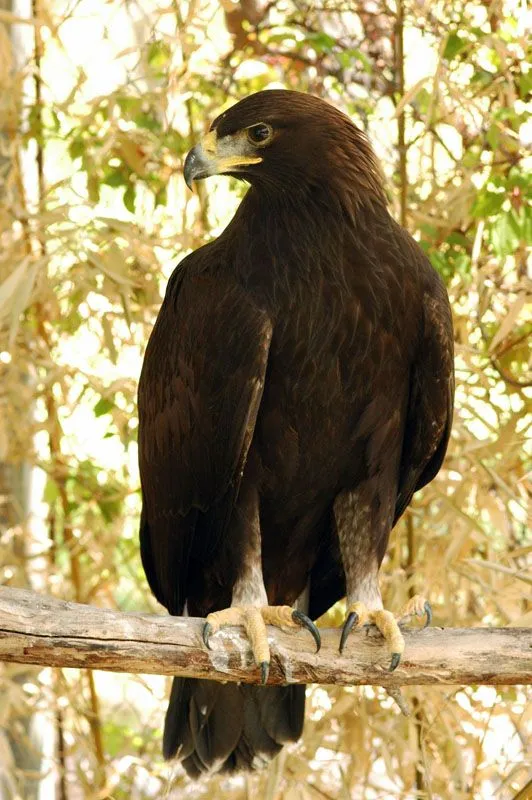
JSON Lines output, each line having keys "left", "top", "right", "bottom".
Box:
{"left": 489, "top": 292, "right": 528, "bottom": 354}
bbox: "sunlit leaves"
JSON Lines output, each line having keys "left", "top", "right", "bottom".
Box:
{"left": 64, "top": 93, "right": 180, "bottom": 213}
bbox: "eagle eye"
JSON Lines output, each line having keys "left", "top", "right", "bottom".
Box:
{"left": 247, "top": 123, "right": 272, "bottom": 146}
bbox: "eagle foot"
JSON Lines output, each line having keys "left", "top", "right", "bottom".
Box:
{"left": 397, "top": 595, "right": 432, "bottom": 627}
{"left": 203, "top": 605, "right": 320, "bottom": 684}
{"left": 339, "top": 595, "right": 431, "bottom": 671}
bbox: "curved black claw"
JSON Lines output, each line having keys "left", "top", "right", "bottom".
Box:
{"left": 292, "top": 610, "right": 321, "bottom": 653}
{"left": 260, "top": 661, "right": 270, "bottom": 685}
{"left": 389, "top": 652, "right": 401, "bottom": 672}
{"left": 203, "top": 622, "right": 213, "bottom": 650}
{"left": 339, "top": 611, "right": 360, "bottom": 654}
{"left": 423, "top": 601, "right": 433, "bottom": 629}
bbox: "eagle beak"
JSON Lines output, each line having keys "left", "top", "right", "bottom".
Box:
{"left": 183, "top": 146, "right": 205, "bottom": 191}
{"left": 183, "top": 131, "right": 263, "bottom": 190}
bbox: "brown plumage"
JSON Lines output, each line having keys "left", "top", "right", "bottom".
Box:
{"left": 138, "top": 90, "right": 454, "bottom": 776}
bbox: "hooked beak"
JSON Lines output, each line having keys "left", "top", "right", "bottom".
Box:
{"left": 183, "top": 131, "right": 263, "bottom": 190}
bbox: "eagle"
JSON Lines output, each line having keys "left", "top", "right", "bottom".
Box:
{"left": 138, "top": 90, "right": 454, "bottom": 776}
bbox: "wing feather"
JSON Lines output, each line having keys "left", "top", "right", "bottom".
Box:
{"left": 138, "top": 257, "right": 272, "bottom": 614}
{"left": 395, "top": 276, "right": 454, "bottom": 522}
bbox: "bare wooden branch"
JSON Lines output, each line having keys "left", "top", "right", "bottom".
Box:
{"left": 0, "top": 588, "right": 530, "bottom": 686}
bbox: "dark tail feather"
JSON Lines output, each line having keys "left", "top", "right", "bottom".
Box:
{"left": 163, "top": 677, "right": 305, "bottom": 776}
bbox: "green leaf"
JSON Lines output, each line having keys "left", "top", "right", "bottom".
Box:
{"left": 134, "top": 112, "right": 161, "bottom": 132}
{"left": 123, "top": 185, "right": 136, "bottom": 213}
{"left": 486, "top": 124, "right": 500, "bottom": 150}
{"left": 485, "top": 47, "right": 501, "bottom": 69}
{"left": 98, "top": 497, "right": 123, "bottom": 523}
{"left": 429, "top": 251, "right": 452, "bottom": 281}
{"left": 489, "top": 211, "right": 521, "bottom": 257}
{"left": 507, "top": 169, "right": 531, "bottom": 196}
{"left": 520, "top": 205, "right": 532, "bottom": 243}
{"left": 471, "top": 69, "right": 495, "bottom": 87}
{"left": 103, "top": 168, "right": 127, "bottom": 188}
{"left": 519, "top": 71, "right": 532, "bottom": 100}
{"left": 59, "top": 308, "right": 83, "bottom": 334}
{"left": 88, "top": 174, "right": 100, "bottom": 203}
{"left": 453, "top": 252, "right": 471, "bottom": 276}
{"left": 443, "top": 32, "right": 467, "bottom": 61}
{"left": 94, "top": 397, "right": 114, "bottom": 417}
{"left": 148, "top": 40, "right": 171, "bottom": 70}
{"left": 116, "top": 95, "right": 142, "bottom": 115}
{"left": 154, "top": 187, "right": 167, "bottom": 207}
{"left": 413, "top": 87, "right": 431, "bottom": 114}
{"left": 471, "top": 190, "right": 505, "bottom": 218}
{"left": 462, "top": 146, "right": 481, "bottom": 169}
{"left": 446, "top": 232, "right": 468, "bottom": 247}
{"left": 420, "top": 223, "right": 438, "bottom": 240}
{"left": 304, "top": 31, "right": 337, "bottom": 53}
{"left": 338, "top": 48, "right": 373, "bottom": 73}
{"left": 263, "top": 31, "right": 297, "bottom": 47}
{"left": 43, "top": 478, "right": 59, "bottom": 505}
{"left": 337, "top": 51, "right": 350, "bottom": 68}
{"left": 43, "top": 108, "right": 61, "bottom": 132}
{"left": 69, "top": 137, "right": 85, "bottom": 160}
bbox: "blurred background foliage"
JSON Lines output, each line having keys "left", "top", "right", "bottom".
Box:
{"left": 0, "top": 0, "right": 530, "bottom": 798}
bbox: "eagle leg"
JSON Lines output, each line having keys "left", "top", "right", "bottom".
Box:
{"left": 339, "top": 595, "right": 431, "bottom": 671}
{"left": 202, "top": 484, "right": 319, "bottom": 682}
{"left": 203, "top": 605, "right": 320, "bottom": 683}
{"left": 339, "top": 602, "right": 404, "bottom": 670}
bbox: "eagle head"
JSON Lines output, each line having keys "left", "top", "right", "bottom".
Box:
{"left": 183, "top": 90, "right": 385, "bottom": 203}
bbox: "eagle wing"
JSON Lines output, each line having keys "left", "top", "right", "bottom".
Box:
{"left": 395, "top": 274, "right": 454, "bottom": 522}
{"left": 138, "top": 255, "right": 272, "bottom": 615}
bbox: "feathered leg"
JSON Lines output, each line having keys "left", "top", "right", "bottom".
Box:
{"left": 203, "top": 486, "right": 320, "bottom": 682}
{"left": 334, "top": 490, "right": 430, "bottom": 671}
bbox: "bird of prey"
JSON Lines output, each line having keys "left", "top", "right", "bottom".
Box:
{"left": 138, "top": 90, "right": 454, "bottom": 776}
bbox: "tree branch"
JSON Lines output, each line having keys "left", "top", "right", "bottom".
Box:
{"left": 1, "top": 588, "right": 530, "bottom": 686}
{"left": 394, "top": 0, "right": 407, "bottom": 227}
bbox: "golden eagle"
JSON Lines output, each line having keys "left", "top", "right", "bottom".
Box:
{"left": 138, "top": 90, "right": 454, "bottom": 776}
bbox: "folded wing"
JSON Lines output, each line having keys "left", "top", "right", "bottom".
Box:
{"left": 138, "top": 257, "right": 273, "bottom": 615}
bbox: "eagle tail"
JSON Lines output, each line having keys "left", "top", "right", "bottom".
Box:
{"left": 163, "top": 677, "right": 305, "bottom": 775}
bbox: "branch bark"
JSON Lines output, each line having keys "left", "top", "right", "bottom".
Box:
{"left": 1, "top": 588, "right": 530, "bottom": 686}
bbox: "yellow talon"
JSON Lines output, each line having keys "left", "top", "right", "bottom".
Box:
{"left": 339, "top": 595, "right": 431, "bottom": 668}
{"left": 202, "top": 605, "right": 321, "bottom": 681}
{"left": 398, "top": 594, "right": 432, "bottom": 627}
